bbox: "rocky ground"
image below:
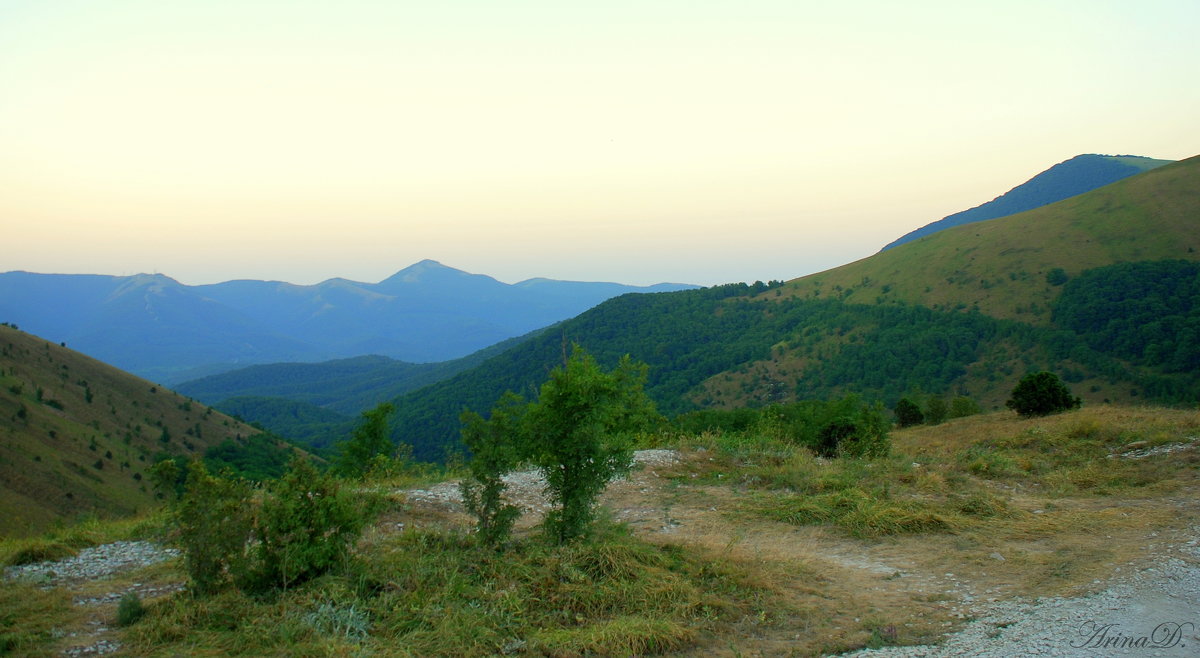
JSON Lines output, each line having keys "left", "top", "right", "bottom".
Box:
{"left": 4, "top": 541, "right": 181, "bottom": 656}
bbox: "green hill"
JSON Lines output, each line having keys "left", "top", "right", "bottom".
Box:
{"left": 0, "top": 324, "right": 268, "bottom": 537}
{"left": 880, "top": 154, "right": 1173, "bottom": 251}
{"left": 790, "top": 154, "right": 1200, "bottom": 323}
{"left": 388, "top": 155, "right": 1200, "bottom": 460}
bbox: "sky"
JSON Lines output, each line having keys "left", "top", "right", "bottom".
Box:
{"left": 3, "top": 1, "right": 1199, "bottom": 288}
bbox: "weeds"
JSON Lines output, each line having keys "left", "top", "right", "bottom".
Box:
{"left": 124, "top": 520, "right": 774, "bottom": 656}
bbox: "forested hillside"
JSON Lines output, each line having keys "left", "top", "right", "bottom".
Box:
{"left": 388, "top": 156, "right": 1200, "bottom": 461}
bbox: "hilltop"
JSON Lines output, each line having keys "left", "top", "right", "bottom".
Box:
{"left": 880, "top": 154, "right": 1172, "bottom": 251}
{"left": 0, "top": 324, "right": 266, "bottom": 537}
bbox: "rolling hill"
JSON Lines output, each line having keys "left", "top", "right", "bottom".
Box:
{"left": 384, "top": 155, "right": 1200, "bottom": 460}
{"left": 0, "top": 261, "right": 696, "bottom": 384}
{"left": 0, "top": 324, "right": 267, "bottom": 537}
{"left": 879, "top": 154, "right": 1172, "bottom": 251}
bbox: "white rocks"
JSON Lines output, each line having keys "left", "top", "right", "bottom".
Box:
{"left": 402, "top": 449, "right": 681, "bottom": 515}
{"left": 4, "top": 541, "right": 180, "bottom": 586}
{"left": 1108, "top": 437, "right": 1199, "bottom": 460}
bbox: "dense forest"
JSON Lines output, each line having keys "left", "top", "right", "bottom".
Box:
{"left": 382, "top": 259, "right": 1200, "bottom": 462}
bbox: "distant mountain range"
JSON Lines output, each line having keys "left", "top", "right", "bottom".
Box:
{"left": 880, "top": 154, "right": 1172, "bottom": 251}
{"left": 0, "top": 260, "right": 696, "bottom": 384}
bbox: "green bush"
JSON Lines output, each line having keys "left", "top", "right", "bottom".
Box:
{"left": 924, "top": 396, "right": 948, "bottom": 425}
{"left": 117, "top": 592, "right": 145, "bottom": 626}
{"left": 948, "top": 396, "right": 981, "bottom": 419}
{"left": 244, "top": 456, "right": 372, "bottom": 591}
{"left": 172, "top": 457, "right": 374, "bottom": 595}
{"left": 1006, "top": 371, "right": 1082, "bottom": 417}
{"left": 459, "top": 392, "right": 525, "bottom": 548}
{"left": 175, "top": 461, "right": 255, "bottom": 595}
{"left": 892, "top": 398, "right": 924, "bottom": 427}
{"left": 524, "top": 348, "right": 661, "bottom": 544}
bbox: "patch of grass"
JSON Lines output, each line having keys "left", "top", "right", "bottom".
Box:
{"left": 126, "top": 521, "right": 776, "bottom": 656}
{"left": 2, "top": 538, "right": 78, "bottom": 566}
{"left": 752, "top": 488, "right": 956, "bottom": 538}
{"left": 0, "top": 582, "right": 75, "bottom": 656}
{"left": 117, "top": 592, "right": 146, "bottom": 627}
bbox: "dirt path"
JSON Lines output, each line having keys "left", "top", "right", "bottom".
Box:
{"left": 406, "top": 448, "right": 1200, "bottom": 657}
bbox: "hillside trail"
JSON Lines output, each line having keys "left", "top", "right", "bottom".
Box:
{"left": 407, "top": 448, "right": 1200, "bottom": 657}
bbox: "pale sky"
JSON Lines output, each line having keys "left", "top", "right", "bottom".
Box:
{"left": 3, "top": 0, "right": 1198, "bottom": 287}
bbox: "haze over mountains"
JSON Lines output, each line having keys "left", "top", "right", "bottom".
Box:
{"left": 0, "top": 261, "right": 695, "bottom": 384}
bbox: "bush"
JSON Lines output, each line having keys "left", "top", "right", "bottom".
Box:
{"left": 893, "top": 398, "right": 924, "bottom": 428}
{"left": 524, "top": 348, "right": 661, "bottom": 544}
{"left": 948, "top": 396, "right": 981, "bottom": 419}
{"left": 1006, "top": 371, "right": 1082, "bottom": 417}
{"left": 924, "top": 397, "right": 948, "bottom": 425}
{"left": 116, "top": 592, "right": 145, "bottom": 627}
{"left": 172, "top": 457, "right": 374, "bottom": 595}
{"left": 813, "top": 399, "right": 891, "bottom": 459}
{"left": 459, "top": 393, "right": 525, "bottom": 548}
{"left": 175, "top": 461, "right": 255, "bottom": 595}
{"left": 244, "top": 456, "right": 372, "bottom": 591}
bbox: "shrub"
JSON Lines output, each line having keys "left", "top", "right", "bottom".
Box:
{"left": 244, "top": 456, "right": 372, "bottom": 591}
{"left": 1006, "top": 371, "right": 1082, "bottom": 417}
{"left": 817, "top": 397, "right": 891, "bottom": 459}
{"left": 948, "top": 396, "right": 981, "bottom": 419}
{"left": 893, "top": 398, "right": 924, "bottom": 428}
{"left": 924, "top": 397, "right": 948, "bottom": 425}
{"left": 459, "top": 392, "right": 525, "bottom": 548}
{"left": 525, "top": 348, "right": 661, "bottom": 544}
{"left": 334, "top": 403, "right": 396, "bottom": 479}
{"left": 116, "top": 592, "right": 145, "bottom": 626}
{"left": 174, "top": 461, "right": 255, "bottom": 595}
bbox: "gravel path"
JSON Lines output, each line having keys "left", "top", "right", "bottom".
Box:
{"left": 4, "top": 540, "right": 182, "bottom": 656}
{"left": 4, "top": 540, "right": 179, "bottom": 586}
{"left": 843, "top": 539, "right": 1200, "bottom": 657}
{"left": 403, "top": 448, "right": 681, "bottom": 515}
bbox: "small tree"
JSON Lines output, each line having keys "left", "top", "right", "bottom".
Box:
{"left": 1006, "top": 371, "right": 1081, "bottom": 417}
{"left": 174, "top": 461, "right": 254, "bottom": 595}
{"left": 893, "top": 398, "right": 924, "bottom": 428}
{"left": 526, "top": 348, "right": 660, "bottom": 544}
{"left": 924, "top": 396, "right": 948, "bottom": 425}
{"left": 245, "top": 456, "right": 371, "bottom": 592}
{"left": 335, "top": 402, "right": 396, "bottom": 479}
{"left": 459, "top": 392, "right": 527, "bottom": 548}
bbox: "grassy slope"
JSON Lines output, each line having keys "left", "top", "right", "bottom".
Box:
{"left": 0, "top": 325, "right": 262, "bottom": 538}
{"left": 684, "top": 155, "right": 1200, "bottom": 410}
{"left": 781, "top": 154, "right": 1200, "bottom": 324}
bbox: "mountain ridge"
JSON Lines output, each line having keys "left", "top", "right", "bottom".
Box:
{"left": 0, "top": 262, "right": 697, "bottom": 384}
{"left": 880, "top": 154, "right": 1172, "bottom": 251}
